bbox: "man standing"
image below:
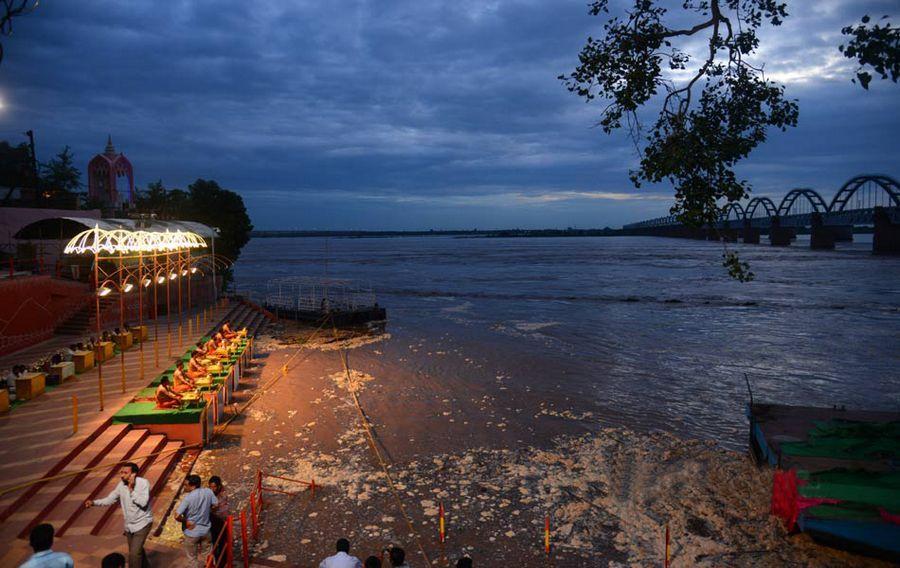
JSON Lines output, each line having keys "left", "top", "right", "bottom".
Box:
{"left": 208, "top": 476, "right": 229, "bottom": 567}
{"left": 175, "top": 475, "right": 218, "bottom": 567}
{"left": 319, "top": 538, "right": 363, "bottom": 568}
{"left": 85, "top": 462, "right": 153, "bottom": 568}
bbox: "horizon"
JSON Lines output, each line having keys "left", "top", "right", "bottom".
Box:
{"left": 0, "top": 1, "right": 898, "bottom": 230}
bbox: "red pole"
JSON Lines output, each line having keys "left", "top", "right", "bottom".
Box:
{"left": 240, "top": 510, "right": 249, "bottom": 568}
{"left": 226, "top": 515, "right": 234, "bottom": 567}
{"left": 544, "top": 515, "right": 551, "bottom": 556}
{"left": 250, "top": 493, "right": 258, "bottom": 539}
{"left": 439, "top": 501, "right": 446, "bottom": 543}
{"left": 256, "top": 470, "right": 263, "bottom": 506}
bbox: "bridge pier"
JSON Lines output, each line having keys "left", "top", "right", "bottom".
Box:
{"left": 810, "top": 213, "right": 835, "bottom": 250}
{"left": 768, "top": 217, "right": 795, "bottom": 246}
{"left": 742, "top": 225, "right": 761, "bottom": 244}
{"left": 873, "top": 206, "right": 900, "bottom": 255}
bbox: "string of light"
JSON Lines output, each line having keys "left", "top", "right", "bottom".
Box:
{"left": 64, "top": 225, "right": 208, "bottom": 255}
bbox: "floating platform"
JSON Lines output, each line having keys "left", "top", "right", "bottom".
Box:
{"left": 265, "top": 304, "right": 387, "bottom": 326}
{"left": 748, "top": 403, "right": 900, "bottom": 560}
{"left": 263, "top": 276, "right": 386, "bottom": 327}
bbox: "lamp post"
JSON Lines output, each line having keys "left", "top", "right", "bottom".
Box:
{"left": 153, "top": 252, "right": 159, "bottom": 367}
{"left": 138, "top": 249, "right": 145, "bottom": 381}
{"left": 93, "top": 229, "right": 104, "bottom": 411}
{"left": 166, "top": 251, "right": 172, "bottom": 358}
{"left": 177, "top": 249, "right": 183, "bottom": 348}
{"left": 118, "top": 251, "right": 126, "bottom": 393}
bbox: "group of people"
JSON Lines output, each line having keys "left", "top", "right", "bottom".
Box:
{"left": 153, "top": 321, "right": 245, "bottom": 410}
{"left": 319, "top": 539, "right": 474, "bottom": 568}
{"left": 19, "top": 468, "right": 476, "bottom": 568}
{"left": 1, "top": 325, "right": 136, "bottom": 401}
{"left": 19, "top": 464, "right": 229, "bottom": 568}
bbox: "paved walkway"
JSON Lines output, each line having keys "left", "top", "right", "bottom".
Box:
{"left": 0, "top": 303, "right": 231, "bottom": 567}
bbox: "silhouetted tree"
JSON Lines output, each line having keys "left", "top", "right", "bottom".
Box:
{"left": 0, "top": 0, "right": 39, "bottom": 66}
{"left": 184, "top": 178, "right": 253, "bottom": 265}
{"left": 561, "top": 2, "right": 897, "bottom": 281}
{"left": 840, "top": 15, "right": 899, "bottom": 89}
{"left": 0, "top": 139, "right": 34, "bottom": 203}
{"left": 40, "top": 145, "right": 81, "bottom": 195}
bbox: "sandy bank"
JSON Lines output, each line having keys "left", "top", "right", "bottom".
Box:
{"left": 159, "top": 327, "right": 889, "bottom": 567}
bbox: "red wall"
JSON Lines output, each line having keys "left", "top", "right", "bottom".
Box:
{"left": 0, "top": 275, "right": 90, "bottom": 354}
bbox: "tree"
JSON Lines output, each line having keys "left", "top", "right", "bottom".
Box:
{"left": 0, "top": 0, "right": 39, "bottom": 66}
{"left": 183, "top": 179, "right": 253, "bottom": 266}
{"left": 561, "top": 2, "right": 897, "bottom": 280}
{"left": 560, "top": 1, "right": 799, "bottom": 231}
{"left": 0, "top": 139, "right": 34, "bottom": 203}
{"left": 40, "top": 146, "right": 81, "bottom": 195}
{"left": 840, "top": 15, "right": 900, "bottom": 90}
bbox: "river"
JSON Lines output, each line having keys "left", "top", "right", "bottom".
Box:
{"left": 233, "top": 234, "right": 900, "bottom": 450}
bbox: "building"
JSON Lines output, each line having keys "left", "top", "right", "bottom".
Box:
{"left": 87, "top": 136, "right": 134, "bottom": 209}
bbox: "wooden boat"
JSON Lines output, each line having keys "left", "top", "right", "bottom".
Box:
{"left": 749, "top": 402, "right": 900, "bottom": 560}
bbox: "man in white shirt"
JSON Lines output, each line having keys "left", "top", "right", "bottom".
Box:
{"left": 319, "top": 538, "right": 363, "bottom": 568}
{"left": 85, "top": 462, "right": 153, "bottom": 567}
{"left": 19, "top": 523, "right": 74, "bottom": 568}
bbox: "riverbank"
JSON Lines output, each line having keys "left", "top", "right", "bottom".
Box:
{"left": 160, "top": 324, "right": 889, "bottom": 567}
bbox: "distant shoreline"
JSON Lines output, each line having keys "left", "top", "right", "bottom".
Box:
{"left": 251, "top": 228, "right": 622, "bottom": 238}
{"left": 250, "top": 227, "right": 873, "bottom": 238}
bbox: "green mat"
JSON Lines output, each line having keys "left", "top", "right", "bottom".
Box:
{"left": 781, "top": 420, "right": 900, "bottom": 461}
{"left": 113, "top": 401, "right": 204, "bottom": 424}
{"left": 799, "top": 469, "right": 900, "bottom": 511}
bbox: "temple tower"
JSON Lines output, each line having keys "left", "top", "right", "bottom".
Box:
{"left": 87, "top": 135, "right": 134, "bottom": 208}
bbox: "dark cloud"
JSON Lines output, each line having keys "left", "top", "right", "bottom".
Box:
{"left": 0, "top": 1, "right": 897, "bottom": 229}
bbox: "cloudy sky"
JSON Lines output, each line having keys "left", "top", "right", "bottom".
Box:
{"left": 0, "top": 1, "right": 897, "bottom": 230}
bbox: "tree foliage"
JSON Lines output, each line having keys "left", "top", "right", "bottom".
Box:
{"left": 560, "top": 0, "right": 799, "bottom": 231}
{"left": 40, "top": 146, "right": 81, "bottom": 194}
{"left": 135, "top": 178, "right": 254, "bottom": 267}
{"left": 840, "top": 15, "right": 900, "bottom": 90}
{"left": 0, "top": 0, "right": 38, "bottom": 66}
{"left": 184, "top": 178, "right": 254, "bottom": 263}
{"left": 0, "top": 140, "right": 33, "bottom": 202}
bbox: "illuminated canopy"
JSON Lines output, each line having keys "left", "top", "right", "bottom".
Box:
{"left": 64, "top": 225, "right": 208, "bottom": 255}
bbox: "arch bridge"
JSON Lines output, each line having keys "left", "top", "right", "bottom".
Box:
{"left": 623, "top": 175, "right": 900, "bottom": 253}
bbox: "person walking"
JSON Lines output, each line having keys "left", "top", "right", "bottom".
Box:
{"left": 175, "top": 475, "right": 218, "bottom": 567}
{"left": 85, "top": 462, "right": 152, "bottom": 568}
{"left": 18, "top": 524, "right": 73, "bottom": 568}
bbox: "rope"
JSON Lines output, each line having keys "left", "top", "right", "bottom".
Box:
{"left": 0, "top": 443, "right": 198, "bottom": 497}
{"left": 0, "top": 318, "right": 328, "bottom": 499}
{"left": 329, "top": 315, "right": 433, "bottom": 567}
{"left": 212, "top": 315, "right": 330, "bottom": 434}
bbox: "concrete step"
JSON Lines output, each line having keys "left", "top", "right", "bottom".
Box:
{"left": 93, "top": 439, "right": 184, "bottom": 537}
{"left": 38, "top": 429, "right": 150, "bottom": 536}
{"left": 63, "top": 432, "right": 168, "bottom": 537}
{"left": 5, "top": 424, "right": 135, "bottom": 539}
{"left": 0, "top": 422, "right": 128, "bottom": 479}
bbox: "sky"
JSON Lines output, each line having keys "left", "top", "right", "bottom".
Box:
{"left": 0, "top": 0, "right": 897, "bottom": 230}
